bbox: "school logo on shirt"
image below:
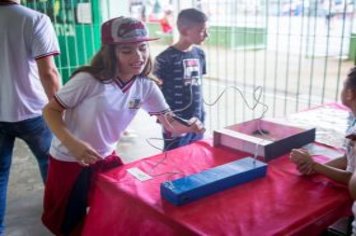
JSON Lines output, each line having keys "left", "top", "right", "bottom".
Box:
{"left": 128, "top": 98, "right": 142, "bottom": 109}
{"left": 183, "top": 59, "right": 200, "bottom": 86}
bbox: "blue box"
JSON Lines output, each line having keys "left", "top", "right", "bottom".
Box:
{"left": 160, "top": 157, "right": 267, "bottom": 206}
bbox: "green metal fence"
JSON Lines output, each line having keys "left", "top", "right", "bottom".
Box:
{"left": 24, "top": 0, "right": 102, "bottom": 84}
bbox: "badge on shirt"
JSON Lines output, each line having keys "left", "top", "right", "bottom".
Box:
{"left": 128, "top": 98, "right": 142, "bottom": 109}
{"left": 183, "top": 59, "right": 200, "bottom": 86}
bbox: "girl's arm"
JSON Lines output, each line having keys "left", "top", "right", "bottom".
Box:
{"left": 324, "top": 156, "right": 348, "bottom": 169}
{"left": 291, "top": 149, "right": 351, "bottom": 184}
{"left": 156, "top": 112, "right": 205, "bottom": 135}
{"left": 43, "top": 99, "right": 102, "bottom": 166}
{"left": 313, "top": 160, "right": 352, "bottom": 184}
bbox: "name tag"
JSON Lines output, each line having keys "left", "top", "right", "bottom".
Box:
{"left": 127, "top": 167, "right": 152, "bottom": 181}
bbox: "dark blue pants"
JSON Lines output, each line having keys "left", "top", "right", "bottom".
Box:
{"left": 0, "top": 116, "right": 52, "bottom": 234}
{"left": 163, "top": 132, "right": 204, "bottom": 151}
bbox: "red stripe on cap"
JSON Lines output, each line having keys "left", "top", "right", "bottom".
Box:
{"left": 101, "top": 19, "right": 115, "bottom": 45}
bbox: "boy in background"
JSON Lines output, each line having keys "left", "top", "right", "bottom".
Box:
{"left": 154, "top": 8, "right": 208, "bottom": 151}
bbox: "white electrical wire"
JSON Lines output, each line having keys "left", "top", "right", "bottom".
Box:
{"left": 146, "top": 83, "right": 272, "bottom": 174}
{"left": 202, "top": 85, "right": 272, "bottom": 163}
{"left": 111, "top": 82, "right": 272, "bottom": 185}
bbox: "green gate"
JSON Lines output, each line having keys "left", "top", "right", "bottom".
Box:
{"left": 24, "top": 0, "right": 102, "bottom": 84}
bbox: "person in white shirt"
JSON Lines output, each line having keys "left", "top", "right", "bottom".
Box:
{"left": 291, "top": 67, "right": 356, "bottom": 234}
{"left": 0, "top": 0, "right": 60, "bottom": 234}
{"left": 349, "top": 171, "right": 356, "bottom": 235}
{"left": 41, "top": 16, "right": 205, "bottom": 235}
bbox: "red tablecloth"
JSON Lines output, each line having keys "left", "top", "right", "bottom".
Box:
{"left": 82, "top": 140, "right": 352, "bottom": 236}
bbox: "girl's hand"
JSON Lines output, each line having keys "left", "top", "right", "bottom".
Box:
{"left": 158, "top": 113, "right": 206, "bottom": 135}
{"left": 296, "top": 161, "right": 315, "bottom": 175}
{"left": 66, "top": 139, "right": 103, "bottom": 166}
{"left": 290, "top": 149, "right": 315, "bottom": 175}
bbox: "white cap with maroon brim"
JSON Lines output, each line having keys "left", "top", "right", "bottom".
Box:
{"left": 101, "top": 16, "right": 159, "bottom": 45}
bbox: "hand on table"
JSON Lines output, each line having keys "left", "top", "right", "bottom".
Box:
{"left": 290, "top": 149, "right": 315, "bottom": 175}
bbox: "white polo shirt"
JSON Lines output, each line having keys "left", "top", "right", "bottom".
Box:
{"left": 0, "top": 3, "right": 60, "bottom": 122}
{"left": 50, "top": 72, "right": 170, "bottom": 162}
{"left": 345, "top": 126, "right": 356, "bottom": 236}
{"left": 346, "top": 126, "right": 356, "bottom": 173}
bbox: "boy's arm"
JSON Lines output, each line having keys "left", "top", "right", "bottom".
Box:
{"left": 36, "top": 55, "right": 60, "bottom": 99}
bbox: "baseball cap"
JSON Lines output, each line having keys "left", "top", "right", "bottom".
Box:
{"left": 101, "top": 16, "right": 159, "bottom": 45}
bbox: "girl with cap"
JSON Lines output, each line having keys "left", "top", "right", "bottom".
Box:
{"left": 41, "top": 16, "right": 204, "bottom": 235}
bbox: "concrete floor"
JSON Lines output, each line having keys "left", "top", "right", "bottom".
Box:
{"left": 6, "top": 141, "right": 49, "bottom": 236}
{"left": 6, "top": 110, "right": 162, "bottom": 236}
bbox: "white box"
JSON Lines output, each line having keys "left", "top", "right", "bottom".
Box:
{"left": 213, "top": 119, "right": 316, "bottom": 161}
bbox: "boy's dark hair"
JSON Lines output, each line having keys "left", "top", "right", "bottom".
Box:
{"left": 177, "top": 8, "right": 207, "bottom": 30}
{"left": 346, "top": 66, "right": 356, "bottom": 90}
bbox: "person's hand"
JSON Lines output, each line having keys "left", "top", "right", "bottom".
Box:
{"left": 65, "top": 139, "right": 102, "bottom": 166}
{"left": 188, "top": 117, "right": 205, "bottom": 134}
{"left": 290, "top": 149, "right": 315, "bottom": 175}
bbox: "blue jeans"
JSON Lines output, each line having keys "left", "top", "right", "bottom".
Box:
{"left": 0, "top": 116, "right": 52, "bottom": 234}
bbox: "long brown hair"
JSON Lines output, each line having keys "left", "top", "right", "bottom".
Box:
{"left": 71, "top": 44, "right": 153, "bottom": 83}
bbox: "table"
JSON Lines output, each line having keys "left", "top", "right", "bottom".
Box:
{"left": 82, "top": 139, "right": 352, "bottom": 236}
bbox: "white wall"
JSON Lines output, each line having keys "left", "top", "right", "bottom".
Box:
{"left": 173, "top": 0, "right": 194, "bottom": 11}
{"left": 102, "top": 0, "right": 130, "bottom": 21}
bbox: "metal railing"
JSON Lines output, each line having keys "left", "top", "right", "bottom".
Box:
{"left": 24, "top": 0, "right": 356, "bottom": 134}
